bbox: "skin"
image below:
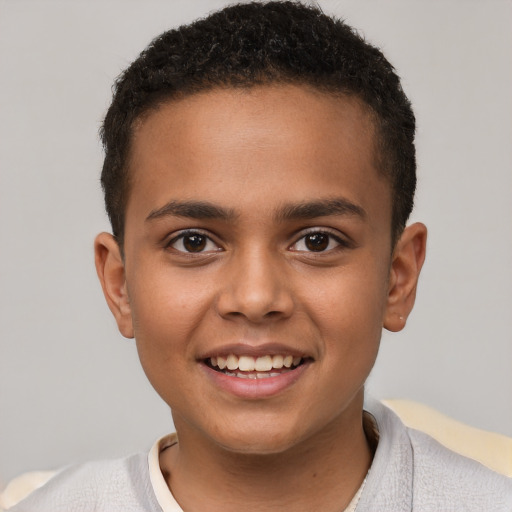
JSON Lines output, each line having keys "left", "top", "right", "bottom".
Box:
{"left": 95, "top": 84, "right": 427, "bottom": 512}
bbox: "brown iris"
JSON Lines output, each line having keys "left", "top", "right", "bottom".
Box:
{"left": 183, "top": 234, "right": 207, "bottom": 252}
{"left": 305, "top": 233, "right": 329, "bottom": 251}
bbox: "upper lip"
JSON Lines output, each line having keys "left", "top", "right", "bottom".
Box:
{"left": 198, "top": 342, "right": 312, "bottom": 360}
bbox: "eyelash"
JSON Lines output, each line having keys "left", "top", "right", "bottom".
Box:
{"left": 289, "top": 228, "right": 349, "bottom": 253}
{"left": 166, "top": 229, "right": 221, "bottom": 254}
{"left": 165, "top": 228, "right": 349, "bottom": 255}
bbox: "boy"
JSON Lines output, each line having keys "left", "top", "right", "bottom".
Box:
{"left": 8, "top": 2, "right": 512, "bottom": 511}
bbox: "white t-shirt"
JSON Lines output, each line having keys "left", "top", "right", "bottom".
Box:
{"left": 8, "top": 399, "right": 512, "bottom": 511}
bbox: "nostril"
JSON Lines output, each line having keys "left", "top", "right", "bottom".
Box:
{"left": 215, "top": 267, "right": 294, "bottom": 322}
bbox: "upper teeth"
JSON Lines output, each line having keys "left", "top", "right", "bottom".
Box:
{"left": 210, "top": 354, "right": 302, "bottom": 372}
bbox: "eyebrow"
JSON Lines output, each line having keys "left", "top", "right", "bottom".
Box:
{"left": 146, "top": 200, "right": 237, "bottom": 222}
{"left": 146, "top": 197, "right": 366, "bottom": 224}
{"left": 275, "top": 198, "right": 366, "bottom": 222}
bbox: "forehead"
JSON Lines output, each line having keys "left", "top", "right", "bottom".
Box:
{"left": 126, "top": 85, "right": 390, "bottom": 227}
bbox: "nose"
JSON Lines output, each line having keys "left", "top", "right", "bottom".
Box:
{"left": 215, "top": 247, "right": 294, "bottom": 323}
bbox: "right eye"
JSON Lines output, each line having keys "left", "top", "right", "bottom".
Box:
{"left": 168, "top": 231, "right": 221, "bottom": 253}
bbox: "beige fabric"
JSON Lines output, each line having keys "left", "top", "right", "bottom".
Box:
{"left": 148, "top": 432, "right": 367, "bottom": 512}
{"left": 0, "top": 471, "right": 56, "bottom": 511}
{"left": 382, "top": 399, "right": 512, "bottom": 477}
{"left": 148, "top": 433, "right": 181, "bottom": 512}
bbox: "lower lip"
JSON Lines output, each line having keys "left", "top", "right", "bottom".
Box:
{"left": 200, "top": 361, "right": 311, "bottom": 399}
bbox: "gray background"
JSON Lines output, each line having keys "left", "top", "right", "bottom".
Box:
{"left": 1, "top": 0, "right": 511, "bottom": 487}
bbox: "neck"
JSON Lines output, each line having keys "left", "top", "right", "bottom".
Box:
{"left": 160, "top": 395, "right": 373, "bottom": 512}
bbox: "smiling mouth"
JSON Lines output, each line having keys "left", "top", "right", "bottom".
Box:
{"left": 205, "top": 354, "right": 307, "bottom": 379}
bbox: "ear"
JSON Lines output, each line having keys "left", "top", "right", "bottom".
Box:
{"left": 383, "top": 222, "right": 427, "bottom": 332}
{"left": 94, "top": 232, "right": 134, "bottom": 338}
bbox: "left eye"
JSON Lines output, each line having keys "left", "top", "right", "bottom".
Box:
{"left": 169, "top": 233, "right": 220, "bottom": 253}
{"left": 291, "top": 232, "right": 342, "bottom": 252}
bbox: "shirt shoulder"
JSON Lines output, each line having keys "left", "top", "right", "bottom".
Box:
{"left": 7, "top": 453, "right": 162, "bottom": 512}
{"left": 408, "top": 427, "right": 512, "bottom": 511}
{"left": 359, "top": 398, "right": 512, "bottom": 511}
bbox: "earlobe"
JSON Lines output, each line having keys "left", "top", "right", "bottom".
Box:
{"left": 94, "top": 232, "right": 134, "bottom": 339}
{"left": 383, "top": 223, "right": 427, "bottom": 332}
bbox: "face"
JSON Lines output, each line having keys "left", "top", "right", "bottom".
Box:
{"left": 102, "top": 85, "right": 402, "bottom": 454}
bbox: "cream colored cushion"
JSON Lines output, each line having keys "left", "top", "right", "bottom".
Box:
{"left": 383, "top": 399, "right": 512, "bottom": 477}
{"left": 0, "top": 471, "right": 56, "bottom": 511}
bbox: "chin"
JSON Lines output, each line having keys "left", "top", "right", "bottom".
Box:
{"left": 208, "top": 419, "right": 313, "bottom": 457}
{"left": 219, "top": 437, "right": 300, "bottom": 457}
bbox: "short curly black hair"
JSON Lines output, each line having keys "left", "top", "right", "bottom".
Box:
{"left": 101, "top": 1, "right": 416, "bottom": 246}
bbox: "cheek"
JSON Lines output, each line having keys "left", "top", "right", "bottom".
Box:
{"left": 305, "top": 264, "right": 388, "bottom": 320}
{"left": 300, "top": 265, "right": 388, "bottom": 356}
{"left": 127, "top": 267, "right": 214, "bottom": 364}
{"left": 129, "top": 279, "right": 211, "bottom": 408}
